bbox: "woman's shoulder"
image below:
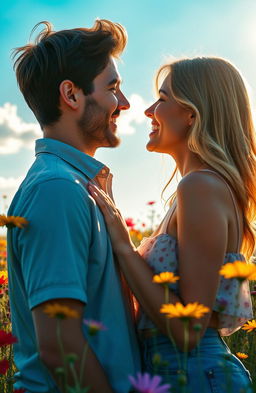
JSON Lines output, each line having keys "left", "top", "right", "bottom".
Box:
{"left": 177, "top": 169, "right": 229, "bottom": 198}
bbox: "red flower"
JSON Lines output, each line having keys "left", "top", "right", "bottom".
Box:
{"left": 14, "top": 389, "right": 26, "bottom": 393}
{"left": 0, "top": 330, "right": 17, "bottom": 347}
{"left": 0, "top": 358, "right": 9, "bottom": 375}
{"left": 125, "top": 218, "right": 135, "bottom": 228}
{"left": 147, "top": 201, "right": 156, "bottom": 206}
{"left": 0, "top": 275, "right": 8, "bottom": 285}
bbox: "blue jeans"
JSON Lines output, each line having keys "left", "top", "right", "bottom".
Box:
{"left": 140, "top": 328, "right": 252, "bottom": 393}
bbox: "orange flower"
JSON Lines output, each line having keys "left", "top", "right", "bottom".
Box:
{"left": 153, "top": 272, "right": 179, "bottom": 285}
{"left": 160, "top": 302, "right": 210, "bottom": 320}
{"left": 242, "top": 320, "right": 256, "bottom": 333}
{"left": 219, "top": 261, "right": 256, "bottom": 281}
{"left": 0, "top": 215, "right": 28, "bottom": 229}
{"left": 236, "top": 352, "right": 248, "bottom": 360}
{"left": 44, "top": 303, "right": 79, "bottom": 319}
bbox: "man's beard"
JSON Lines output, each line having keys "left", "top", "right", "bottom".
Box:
{"left": 77, "top": 96, "right": 120, "bottom": 148}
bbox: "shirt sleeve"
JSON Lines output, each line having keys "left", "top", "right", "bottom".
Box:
{"left": 17, "top": 178, "right": 92, "bottom": 310}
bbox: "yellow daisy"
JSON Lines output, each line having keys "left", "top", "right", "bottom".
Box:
{"left": 160, "top": 302, "right": 210, "bottom": 320}
{"left": 242, "top": 320, "right": 256, "bottom": 333}
{"left": 44, "top": 303, "right": 79, "bottom": 319}
{"left": 153, "top": 272, "right": 180, "bottom": 285}
{"left": 219, "top": 261, "right": 256, "bottom": 281}
{"left": 236, "top": 352, "right": 248, "bottom": 360}
{"left": 0, "top": 215, "right": 28, "bottom": 229}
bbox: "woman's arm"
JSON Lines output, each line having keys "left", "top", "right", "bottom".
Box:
{"left": 89, "top": 174, "right": 229, "bottom": 350}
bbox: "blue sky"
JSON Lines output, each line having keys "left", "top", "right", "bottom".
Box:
{"left": 1, "top": 0, "right": 256, "bottom": 230}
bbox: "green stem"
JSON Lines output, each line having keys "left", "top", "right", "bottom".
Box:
{"left": 183, "top": 319, "right": 189, "bottom": 373}
{"left": 164, "top": 285, "right": 181, "bottom": 371}
{"left": 79, "top": 342, "right": 89, "bottom": 385}
{"left": 56, "top": 319, "right": 68, "bottom": 389}
{"left": 69, "top": 362, "right": 81, "bottom": 391}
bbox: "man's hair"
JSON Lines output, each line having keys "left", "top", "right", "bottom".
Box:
{"left": 13, "top": 19, "right": 127, "bottom": 127}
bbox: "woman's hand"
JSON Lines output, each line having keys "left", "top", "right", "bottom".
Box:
{"left": 88, "top": 183, "right": 135, "bottom": 255}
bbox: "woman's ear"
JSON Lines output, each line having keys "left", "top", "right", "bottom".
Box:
{"left": 188, "top": 111, "right": 195, "bottom": 126}
{"left": 59, "top": 80, "right": 81, "bottom": 109}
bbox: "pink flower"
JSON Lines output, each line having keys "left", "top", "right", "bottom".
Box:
{"left": 128, "top": 372, "right": 171, "bottom": 393}
{"left": 83, "top": 319, "right": 107, "bottom": 336}
{"left": 147, "top": 201, "right": 156, "bottom": 206}
{"left": 125, "top": 218, "right": 135, "bottom": 228}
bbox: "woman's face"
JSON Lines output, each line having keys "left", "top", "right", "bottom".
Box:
{"left": 145, "top": 75, "right": 194, "bottom": 154}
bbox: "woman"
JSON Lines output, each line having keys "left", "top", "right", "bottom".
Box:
{"left": 89, "top": 57, "right": 255, "bottom": 392}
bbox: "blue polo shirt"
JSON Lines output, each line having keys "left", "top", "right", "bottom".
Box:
{"left": 7, "top": 138, "right": 141, "bottom": 393}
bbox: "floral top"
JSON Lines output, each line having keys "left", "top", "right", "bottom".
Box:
{"left": 137, "top": 170, "right": 253, "bottom": 336}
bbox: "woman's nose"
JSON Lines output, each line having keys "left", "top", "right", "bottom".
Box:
{"left": 144, "top": 104, "right": 155, "bottom": 118}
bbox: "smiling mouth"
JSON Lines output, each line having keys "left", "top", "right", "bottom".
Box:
{"left": 149, "top": 122, "right": 160, "bottom": 136}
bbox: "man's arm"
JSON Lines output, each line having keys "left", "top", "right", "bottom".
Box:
{"left": 32, "top": 298, "right": 114, "bottom": 393}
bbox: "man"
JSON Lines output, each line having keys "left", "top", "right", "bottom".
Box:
{"left": 7, "top": 19, "right": 140, "bottom": 393}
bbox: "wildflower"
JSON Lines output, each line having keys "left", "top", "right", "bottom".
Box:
{"left": 0, "top": 215, "right": 28, "bottom": 229}
{"left": 125, "top": 218, "right": 135, "bottom": 228}
{"left": 147, "top": 201, "right": 156, "bottom": 206}
{"left": 160, "top": 302, "right": 210, "bottom": 320}
{"left": 219, "top": 261, "right": 256, "bottom": 281}
{"left": 242, "top": 320, "right": 256, "bottom": 333}
{"left": 0, "top": 330, "right": 17, "bottom": 347}
{"left": 83, "top": 319, "right": 107, "bottom": 336}
{"left": 44, "top": 303, "right": 79, "bottom": 319}
{"left": 236, "top": 352, "right": 248, "bottom": 360}
{"left": 0, "top": 271, "right": 8, "bottom": 285}
{"left": 153, "top": 272, "right": 179, "bottom": 285}
{"left": 128, "top": 372, "right": 171, "bottom": 393}
{"left": 0, "top": 358, "right": 9, "bottom": 375}
{"left": 13, "top": 390, "right": 26, "bottom": 393}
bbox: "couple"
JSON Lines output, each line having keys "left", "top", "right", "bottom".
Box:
{"left": 7, "top": 19, "right": 255, "bottom": 393}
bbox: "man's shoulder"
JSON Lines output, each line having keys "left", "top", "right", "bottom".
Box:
{"left": 9, "top": 155, "right": 92, "bottom": 214}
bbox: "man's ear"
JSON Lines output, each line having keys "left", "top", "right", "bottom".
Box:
{"left": 59, "top": 80, "right": 82, "bottom": 109}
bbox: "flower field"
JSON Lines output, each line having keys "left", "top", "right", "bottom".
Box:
{"left": 1, "top": 207, "right": 256, "bottom": 392}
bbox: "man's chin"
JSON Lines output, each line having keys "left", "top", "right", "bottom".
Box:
{"left": 104, "top": 129, "right": 121, "bottom": 148}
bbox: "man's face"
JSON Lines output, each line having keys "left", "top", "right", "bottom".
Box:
{"left": 78, "top": 57, "right": 130, "bottom": 152}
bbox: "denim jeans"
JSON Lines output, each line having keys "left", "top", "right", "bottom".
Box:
{"left": 140, "top": 328, "right": 252, "bottom": 393}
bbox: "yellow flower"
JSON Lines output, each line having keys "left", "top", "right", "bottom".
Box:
{"left": 236, "top": 352, "right": 248, "bottom": 359}
{"left": 0, "top": 215, "right": 28, "bottom": 229}
{"left": 219, "top": 261, "right": 256, "bottom": 281}
{"left": 0, "top": 270, "right": 8, "bottom": 285}
{"left": 242, "top": 320, "right": 256, "bottom": 333}
{"left": 153, "top": 272, "right": 179, "bottom": 285}
{"left": 160, "top": 302, "right": 210, "bottom": 320}
{"left": 44, "top": 303, "right": 79, "bottom": 319}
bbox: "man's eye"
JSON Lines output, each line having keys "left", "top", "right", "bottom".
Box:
{"left": 158, "top": 98, "right": 165, "bottom": 102}
{"left": 110, "top": 87, "right": 117, "bottom": 92}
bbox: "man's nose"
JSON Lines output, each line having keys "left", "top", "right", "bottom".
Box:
{"left": 118, "top": 92, "right": 130, "bottom": 110}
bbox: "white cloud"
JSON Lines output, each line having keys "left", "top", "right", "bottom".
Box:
{"left": 0, "top": 103, "right": 41, "bottom": 155}
{"left": 118, "top": 94, "right": 149, "bottom": 135}
{"left": 0, "top": 176, "right": 24, "bottom": 190}
{"left": 0, "top": 95, "right": 149, "bottom": 155}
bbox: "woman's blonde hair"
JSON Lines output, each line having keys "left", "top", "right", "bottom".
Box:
{"left": 156, "top": 57, "right": 256, "bottom": 260}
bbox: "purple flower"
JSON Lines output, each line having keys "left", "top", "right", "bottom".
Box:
{"left": 83, "top": 319, "right": 107, "bottom": 336}
{"left": 128, "top": 372, "right": 171, "bottom": 393}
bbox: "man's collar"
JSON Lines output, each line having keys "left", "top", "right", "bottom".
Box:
{"left": 35, "top": 138, "right": 110, "bottom": 179}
